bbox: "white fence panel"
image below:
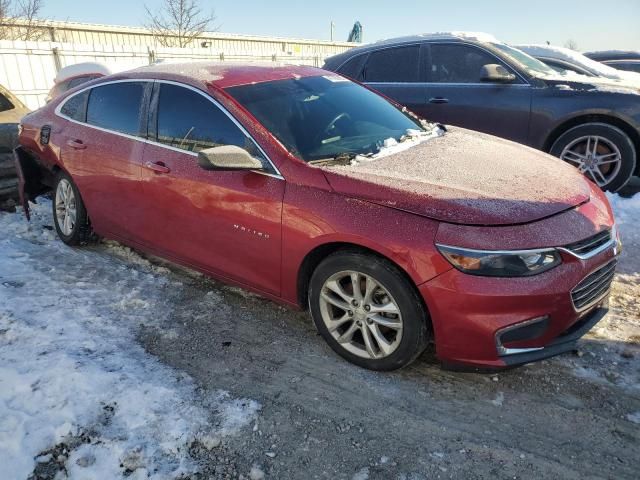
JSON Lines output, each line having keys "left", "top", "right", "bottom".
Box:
{"left": 1, "top": 36, "right": 353, "bottom": 109}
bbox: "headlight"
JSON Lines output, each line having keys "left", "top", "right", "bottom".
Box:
{"left": 436, "top": 244, "right": 561, "bottom": 277}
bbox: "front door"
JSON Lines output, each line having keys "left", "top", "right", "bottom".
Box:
{"left": 420, "top": 43, "right": 532, "bottom": 144}
{"left": 139, "top": 82, "right": 285, "bottom": 295}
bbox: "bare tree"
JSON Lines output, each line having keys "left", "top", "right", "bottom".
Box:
{"left": 564, "top": 39, "right": 579, "bottom": 51}
{"left": 145, "top": 0, "right": 218, "bottom": 48}
{"left": 0, "top": 0, "right": 45, "bottom": 40}
{"left": 16, "top": 0, "right": 45, "bottom": 40}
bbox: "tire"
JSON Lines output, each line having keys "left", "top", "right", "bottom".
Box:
{"left": 550, "top": 122, "right": 636, "bottom": 192}
{"left": 308, "top": 250, "right": 430, "bottom": 371}
{"left": 52, "top": 171, "right": 93, "bottom": 246}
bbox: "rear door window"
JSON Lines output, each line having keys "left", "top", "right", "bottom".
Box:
{"left": 154, "top": 83, "right": 270, "bottom": 168}
{"left": 86, "top": 82, "right": 145, "bottom": 136}
{"left": 338, "top": 55, "right": 367, "bottom": 81}
{"left": 364, "top": 45, "right": 421, "bottom": 83}
{"left": 429, "top": 44, "right": 506, "bottom": 83}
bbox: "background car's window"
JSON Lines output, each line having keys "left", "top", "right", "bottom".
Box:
{"left": 543, "top": 60, "right": 586, "bottom": 76}
{"left": 364, "top": 46, "right": 420, "bottom": 83}
{"left": 156, "top": 83, "right": 268, "bottom": 166}
{"left": 338, "top": 54, "right": 367, "bottom": 81}
{"left": 60, "top": 90, "right": 89, "bottom": 122}
{"left": 608, "top": 61, "right": 640, "bottom": 73}
{"left": 86, "top": 82, "right": 145, "bottom": 136}
{"left": 0, "top": 93, "right": 14, "bottom": 112}
{"left": 429, "top": 44, "right": 505, "bottom": 83}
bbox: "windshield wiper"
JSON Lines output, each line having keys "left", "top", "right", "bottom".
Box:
{"left": 308, "top": 151, "right": 365, "bottom": 166}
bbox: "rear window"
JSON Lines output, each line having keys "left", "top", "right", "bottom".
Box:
{"left": 86, "top": 82, "right": 145, "bottom": 136}
{"left": 364, "top": 45, "right": 421, "bottom": 83}
{"left": 60, "top": 90, "right": 89, "bottom": 122}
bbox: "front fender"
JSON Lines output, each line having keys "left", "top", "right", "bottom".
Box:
{"left": 280, "top": 183, "right": 452, "bottom": 306}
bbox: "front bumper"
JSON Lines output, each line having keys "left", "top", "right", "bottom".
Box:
{"left": 419, "top": 247, "right": 616, "bottom": 370}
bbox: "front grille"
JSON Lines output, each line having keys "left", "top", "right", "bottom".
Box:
{"left": 571, "top": 259, "right": 617, "bottom": 311}
{"left": 564, "top": 230, "right": 611, "bottom": 257}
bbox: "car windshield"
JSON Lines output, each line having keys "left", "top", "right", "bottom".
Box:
{"left": 490, "top": 43, "right": 558, "bottom": 77}
{"left": 226, "top": 75, "right": 428, "bottom": 162}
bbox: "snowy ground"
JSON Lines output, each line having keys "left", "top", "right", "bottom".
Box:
{"left": 0, "top": 199, "right": 259, "bottom": 480}
{"left": 0, "top": 192, "right": 638, "bottom": 479}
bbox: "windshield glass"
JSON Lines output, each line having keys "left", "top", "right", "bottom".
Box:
{"left": 226, "top": 75, "right": 427, "bottom": 162}
{"left": 490, "top": 43, "right": 558, "bottom": 77}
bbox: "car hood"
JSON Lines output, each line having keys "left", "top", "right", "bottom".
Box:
{"left": 320, "top": 128, "right": 592, "bottom": 226}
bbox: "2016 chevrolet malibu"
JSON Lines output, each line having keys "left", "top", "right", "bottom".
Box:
{"left": 15, "top": 63, "right": 621, "bottom": 371}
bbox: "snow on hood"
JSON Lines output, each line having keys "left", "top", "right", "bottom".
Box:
{"left": 516, "top": 44, "right": 640, "bottom": 88}
{"left": 320, "top": 127, "right": 592, "bottom": 226}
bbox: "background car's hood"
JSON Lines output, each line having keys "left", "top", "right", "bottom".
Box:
{"left": 541, "top": 75, "right": 640, "bottom": 94}
{"left": 320, "top": 128, "right": 592, "bottom": 226}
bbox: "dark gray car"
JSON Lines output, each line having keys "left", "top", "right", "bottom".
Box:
{"left": 324, "top": 33, "right": 640, "bottom": 191}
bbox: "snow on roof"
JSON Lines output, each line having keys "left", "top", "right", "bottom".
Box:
{"left": 54, "top": 62, "right": 112, "bottom": 84}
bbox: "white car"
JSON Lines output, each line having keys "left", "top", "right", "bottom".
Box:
{"left": 515, "top": 44, "right": 640, "bottom": 87}
{"left": 46, "top": 62, "right": 112, "bottom": 102}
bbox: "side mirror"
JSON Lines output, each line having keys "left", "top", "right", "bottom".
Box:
{"left": 197, "top": 145, "right": 264, "bottom": 171}
{"left": 480, "top": 64, "right": 516, "bottom": 83}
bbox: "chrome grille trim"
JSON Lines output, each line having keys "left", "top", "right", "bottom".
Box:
{"left": 559, "top": 230, "right": 614, "bottom": 260}
{"left": 571, "top": 259, "right": 617, "bottom": 312}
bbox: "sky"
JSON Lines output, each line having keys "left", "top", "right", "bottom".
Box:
{"left": 41, "top": 0, "right": 640, "bottom": 52}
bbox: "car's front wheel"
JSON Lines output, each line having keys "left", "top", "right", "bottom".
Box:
{"left": 53, "top": 171, "right": 92, "bottom": 245}
{"left": 550, "top": 122, "right": 636, "bottom": 192}
{"left": 309, "top": 250, "right": 430, "bottom": 371}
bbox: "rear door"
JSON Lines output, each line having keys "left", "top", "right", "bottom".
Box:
{"left": 56, "top": 80, "right": 151, "bottom": 241}
{"left": 422, "top": 43, "right": 532, "bottom": 144}
{"left": 138, "top": 81, "right": 285, "bottom": 294}
{"left": 362, "top": 44, "right": 427, "bottom": 114}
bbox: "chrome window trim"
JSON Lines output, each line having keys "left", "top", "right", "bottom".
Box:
{"left": 54, "top": 78, "right": 284, "bottom": 180}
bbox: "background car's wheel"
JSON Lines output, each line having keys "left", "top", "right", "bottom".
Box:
{"left": 52, "top": 171, "right": 93, "bottom": 245}
{"left": 550, "top": 122, "right": 636, "bottom": 192}
{"left": 309, "top": 250, "right": 430, "bottom": 371}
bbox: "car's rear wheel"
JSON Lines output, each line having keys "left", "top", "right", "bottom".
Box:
{"left": 550, "top": 122, "right": 636, "bottom": 192}
{"left": 309, "top": 250, "right": 429, "bottom": 371}
{"left": 53, "top": 171, "right": 92, "bottom": 245}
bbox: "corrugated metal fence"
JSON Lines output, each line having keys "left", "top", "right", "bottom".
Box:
{"left": 0, "top": 34, "right": 354, "bottom": 109}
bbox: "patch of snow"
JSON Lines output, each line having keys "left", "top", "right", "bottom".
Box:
{"left": 515, "top": 44, "right": 640, "bottom": 85}
{"left": 490, "top": 392, "right": 504, "bottom": 407}
{"left": 352, "top": 466, "right": 370, "bottom": 480}
{"left": 627, "top": 411, "right": 640, "bottom": 424}
{"left": 349, "top": 126, "right": 445, "bottom": 165}
{"left": 249, "top": 465, "right": 266, "bottom": 480}
{"left": 0, "top": 199, "right": 260, "bottom": 479}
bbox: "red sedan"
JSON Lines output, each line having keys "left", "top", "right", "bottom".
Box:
{"left": 15, "top": 63, "right": 620, "bottom": 371}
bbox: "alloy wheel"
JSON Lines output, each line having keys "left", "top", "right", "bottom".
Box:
{"left": 560, "top": 135, "right": 622, "bottom": 188}
{"left": 318, "top": 270, "right": 403, "bottom": 359}
{"left": 55, "top": 178, "right": 77, "bottom": 236}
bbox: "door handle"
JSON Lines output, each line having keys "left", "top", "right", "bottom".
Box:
{"left": 428, "top": 97, "right": 449, "bottom": 104}
{"left": 144, "top": 161, "right": 171, "bottom": 174}
{"left": 66, "top": 139, "right": 87, "bottom": 150}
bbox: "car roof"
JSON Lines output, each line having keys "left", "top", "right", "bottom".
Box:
{"left": 323, "top": 32, "right": 499, "bottom": 69}
{"left": 585, "top": 50, "right": 640, "bottom": 61}
{"left": 117, "top": 61, "right": 326, "bottom": 90}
